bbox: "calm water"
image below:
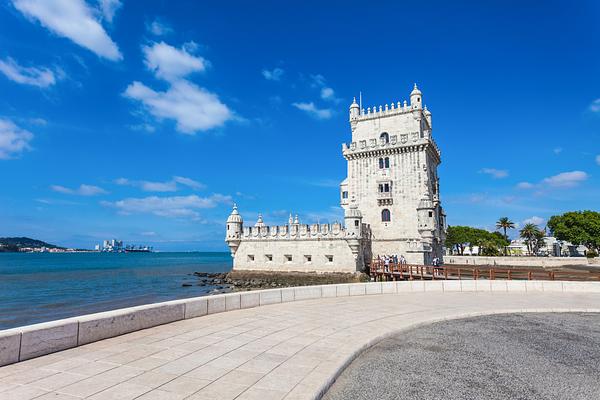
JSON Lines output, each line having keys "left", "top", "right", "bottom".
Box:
{"left": 0, "top": 252, "right": 232, "bottom": 329}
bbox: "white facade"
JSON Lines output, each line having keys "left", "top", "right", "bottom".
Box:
{"left": 226, "top": 84, "right": 446, "bottom": 272}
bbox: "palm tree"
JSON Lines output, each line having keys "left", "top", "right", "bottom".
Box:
{"left": 496, "top": 217, "right": 515, "bottom": 255}
{"left": 496, "top": 217, "right": 515, "bottom": 240}
{"left": 519, "top": 223, "right": 540, "bottom": 255}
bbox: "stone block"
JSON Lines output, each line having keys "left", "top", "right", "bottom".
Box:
{"left": 207, "top": 295, "right": 226, "bottom": 314}
{"left": 294, "top": 286, "right": 322, "bottom": 301}
{"left": 349, "top": 283, "right": 366, "bottom": 296}
{"left": 409, "top": 280, "right": 425, "bottom": 292}
{"left": 240, "top": 292, "right": 260, "bottom": 309}
{"left": 78, "top": 303, "right": 184, "bottom": 345}
{"left": 225, "top": 294, "right": 241, "bottom": 311}
{"left": 396, "top": 281, "right": 411, "bottom": 293}
{"left": 475, "top": 280, "right": 491, "bottom": 292}
{"left": 563, "top": 282, "right": 600, "bottom": 293}
{"left": 0, "top": 329, "right": 21, "bottom": 366}
{"left": 321, "top": 285, "right": 337, "bottom": 298}
{"left": 184, "top": 298, "right": 208, "bottom": 319}
{"left": 281, "top": 288, "right": 295, "bottom": 302}
{"left": 20, "top": 320, "right": 78, "bottom": 360}
{"left": 381, "top": 281, "right": 397, "bottom": 294}
{"left": 442, "top": 280, "right": 461, "bottom": 292}
{"left": 259, "top": 289, "right": 282, "bottom": 306}
{"left": 526, "top": 281, "right": 544, "bottom": 292}
{"left": 460, "top": 280, "right": 476, "bottom": 292}
{"left": 505, "top": 280, "right": 527, "bottom": 292}
{"left": 424, "top": 281, "right": 443, "bottom": 292}
{"left": 542, "top": 281, "right": 563, "bottom": 292}
{"left": 335, "top": 284, "right": 350, "bottom": 297}
{"left": 365, "top": 282, "right": 382, "bottom": 295}
{"left": 490, "top": 280, "right": 507, "bottom": 292}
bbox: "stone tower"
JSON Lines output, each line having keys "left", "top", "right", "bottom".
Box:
{"left": 340, "top": 84, "right": 446, "bottom": 264}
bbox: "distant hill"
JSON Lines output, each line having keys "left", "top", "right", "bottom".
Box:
{"left": 0, "top": 237, "right": 64, "bottom": 252}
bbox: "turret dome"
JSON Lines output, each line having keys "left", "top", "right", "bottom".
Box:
{"left": 410, "top": 83, "right": 422, "bottom": 96}
{"left": 226, "top": 204, "right": 243, "bottom": 223}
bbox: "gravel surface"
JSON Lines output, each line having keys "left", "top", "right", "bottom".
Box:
{"left": 323, "top": 313, "right": 600, "bottom": 400}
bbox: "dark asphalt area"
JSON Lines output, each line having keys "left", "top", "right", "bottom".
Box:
{"left": 323, "top": 313, "right": 600, "bottom": 400}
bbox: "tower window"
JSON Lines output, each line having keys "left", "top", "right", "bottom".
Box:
{"left": 428, "top": 211, "right": 433, "bottom": 217}
{"left": 265, "top": 254, "right": 273, "bottom": 262}
{"left": 355, "top": 220, "right": 359, "bottom": 227}
{"left": 247, "top": 255, "right": 255, "bottom": 262}
{"left": 382, "top": 209, "right": 391, "bottom": 222}
{"left": 384, "top": 157, "right": 390, "bottom": 168}
{"left": 379, "top": 158, "right": 384, "bottom": 169}
{"left": 304, "top": 255, "right": 312, "bottom": 263}
{"left": 285, "top": 254, "right": 292, "bottom": 262}
{"left": 342, "top": 191, "right": 348, "bottom": 199}
{"left": 380, "top": 132, "right": 389, "bottom": 144}
{"left": 326, "top": 255, "right": 334, "bottom": 263}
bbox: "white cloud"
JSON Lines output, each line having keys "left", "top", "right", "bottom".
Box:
{"left": 98, "top": 0, "right": 121, "bottom": 22}
{"left": 518, "top": 170, "right": 589, "bottom": 190}
{"left": 292, "top": 102, "right": 332, "bottom": 120}
{"left": 596, "top": 155, "right": 600, "bottom": 166}
{"left": 479, "top": 168, "right": 508, "bottom": 179}
{"left": 102, "top": 194, "right": 231, "bottom": 219}
{"left": 0, "top": 57, "right": 56, "bottom": 88}
{"left": 123, "top": 80, "right": 231, "bottom": 134}
{"left": 542, "top": 171, "right": 588, "bottom": 188}
{"left": 142, "top": 41, "right": 207, "bottom": 82}
{"left": 262, "top": 68, "right": 284, "bottom": 81}
{"left": 115, "top": 176, "right": 205, "bottom": 192}
{"left": 147, "top": 19, "right": 173, "bottom": 36}
{"left": 12, "top": 0, "right": 122, "bottom": 61}
{"left": 0, "top": 118, "right": 34, "bottom": 159}
{"left": 523, "top": 216, "right": 545, "bottom": 226}
{"left": 517, "top": 182, "right": 534, "bottom": 189}
{"left": 51, "top": 184, "right": 107, "bottom": 196}
{"left": 553, "top": 147, "right": 562, "bottom": 155}
{"left": 590, "top": 99, "right": 600, "bottom": 112}
{"left": 309, "top": 74, "right": 326, "bottom": 87}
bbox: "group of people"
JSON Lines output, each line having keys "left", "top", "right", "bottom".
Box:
{"left": 375, "top": 254, "right": 407, "bottom": 272}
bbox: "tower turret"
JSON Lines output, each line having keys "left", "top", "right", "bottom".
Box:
{"left": 344, "top": 203, "right": 363, "bottom": 238}
{"left": 349, "top": 97, "right": 360, "bottom": 120}
{"left": 410, "top": 83, "right": 423, "bottom": 110}
{"left": 225, "top": 204, "right": 243, "bottom": 256}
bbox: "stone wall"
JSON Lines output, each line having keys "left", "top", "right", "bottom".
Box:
{"left": 2, "top": 280, "right": 600, "bottom": 367}
{"left": 445, "top": 255, "right": 600, "bottom": 268}
{"left": 233, "top": 238, "right": 361, "bottom": 272}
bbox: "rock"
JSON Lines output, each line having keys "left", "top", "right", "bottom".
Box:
{"left": 194, "top": 272, "right": 208, "bottom": 277}
{"left": 182, "top": 283, "right": 193, "bottom": 287}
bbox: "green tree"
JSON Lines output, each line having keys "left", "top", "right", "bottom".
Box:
{"left": 519, "top": 223, "right": 543, "bottom": 255}
{"left": 547, "top": 211, "right": 600, "bottom": 252}
{"left": 445, "top": 226, "right": 471, "bottom": 255}
{"left": 495, "top": 217, "right": 515, "bottom": 240}
{"left": 446, "top": 226, "right": 509, "bottom": 256}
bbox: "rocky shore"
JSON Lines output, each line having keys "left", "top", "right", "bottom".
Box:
{"left": 187, "top": 270, "right": 369, "bottom": 294}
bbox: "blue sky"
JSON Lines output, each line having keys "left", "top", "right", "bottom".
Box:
{"left": 1, "top": 0, "right": 599, "bottom": 251}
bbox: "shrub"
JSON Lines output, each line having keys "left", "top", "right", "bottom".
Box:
{"left": 587, "top": 250, "right": 598, "bottom": 259}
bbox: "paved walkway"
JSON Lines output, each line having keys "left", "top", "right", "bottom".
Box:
{"left": 324, "top": 313, "right": 600, "bottom": 399}
{"left": 1, "top": 291, "right": 599, "bottom": 400}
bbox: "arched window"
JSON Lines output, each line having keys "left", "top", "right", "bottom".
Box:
{"left": 381, "top": 209, "right": 391, "bottom": 222}
{"left": 384, "top": 157, "right": 390, "bottom": 168}
{"left": 380, "top": 132, "right": 389, "bottom": 144}
{"left": 378, "top": 158, "right": 384, "bottom": 169}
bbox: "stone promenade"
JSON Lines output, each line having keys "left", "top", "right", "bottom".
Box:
{"left": 1, "top": 281, "right": 600, "bottom": 400}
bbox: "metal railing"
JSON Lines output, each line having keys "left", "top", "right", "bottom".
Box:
{"left": 370, "top": 260, "right": 600, "bottom": 282}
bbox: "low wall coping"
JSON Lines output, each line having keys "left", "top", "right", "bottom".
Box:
{"left": 2, "top": 280, "right": 600, "bottom": 367}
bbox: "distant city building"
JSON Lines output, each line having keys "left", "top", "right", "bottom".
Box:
{"left": 226, "top": 85, "right": 446, "bottom": 272}
{"left": 99, "top": 239, "right": 124, "bottom": 252}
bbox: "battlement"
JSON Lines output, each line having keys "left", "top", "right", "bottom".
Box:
{"left": 241, "top": 222, "right": 360, "bottom": 240}
{"left": 352, "top": 99, "right": 416, "bottom": 122}
{"left": 342, "top": 135, "right": 441, "bottom": 159}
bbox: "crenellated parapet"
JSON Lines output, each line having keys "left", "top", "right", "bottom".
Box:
{"left": 354, "top": 99, "right": 415, "bottom": 122}
{"left": 342, "top": 135, "right": 441, "bottom": 161}
{"left": 241, "top": 222, "right": 352, "bottom": 240}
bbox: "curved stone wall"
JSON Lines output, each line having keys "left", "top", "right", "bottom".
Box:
{"left": 1, "top": 280, "right": 599, "bottom": 367}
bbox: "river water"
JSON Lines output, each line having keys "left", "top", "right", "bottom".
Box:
{"left": 0, "top": 252, "right": 232, "bottom": 329}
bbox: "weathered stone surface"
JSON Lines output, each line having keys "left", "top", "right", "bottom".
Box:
{"left": 206, "top": 295, "right": 226, "bottom": 315}
{"left": 78, "top": 303, "right": 184, "bottom": 345}
{"left": 294, "top": 286, "right": 322, "bottom": 301}
{"left": 259, "top": 289, "right": 281, "bottom": 306}
{"left": 240, "top": 292, "right": 260, "bottom": 309}
{"left": 225, "top": 294, "right": 241, "bottom": 311}
{"left": 281, "top": 288, "right": 295, "bottom": 302}
{"left": 184, "top": 298, "right": 208, "bottom": 319}
{"left": 0, "top": 329, "right": 21, "bottom": 366}
{"left": 20, "top": 320, "right": 78, "bottom": 360}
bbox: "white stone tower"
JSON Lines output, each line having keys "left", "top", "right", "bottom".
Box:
{"left": 340, "top": 84, "right": 446, "bottom": 264}
{"left": 225, "top": 204, "right": 243, "bottom": 256}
